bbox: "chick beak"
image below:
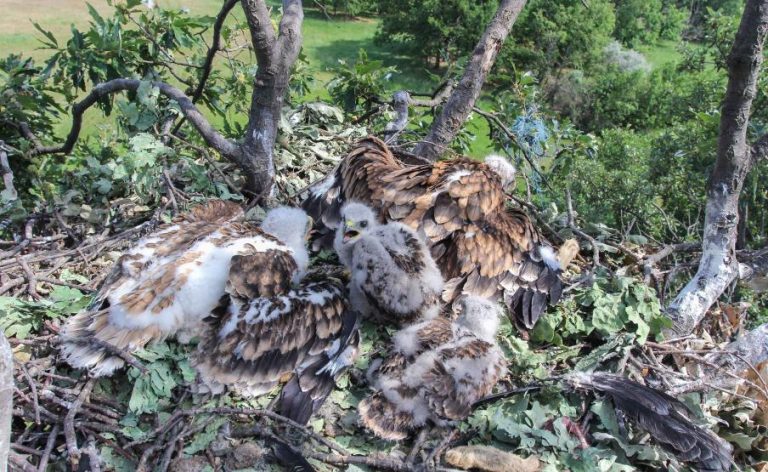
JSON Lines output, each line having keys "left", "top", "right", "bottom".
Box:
{"left": 342, "top": 221, "right": 359, "bottom": 242}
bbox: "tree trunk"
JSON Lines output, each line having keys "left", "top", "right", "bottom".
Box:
{"left": 413, "top": 0, "right": 527, "bottom": 161}
{"left": 240, "top": 0, "right": 304, "bottom": 199}
{"left": 0, "top": 329, "right": 12, "bottom": 472}
{"left": 665, "top": 0, "right": 768, "bottom": 335}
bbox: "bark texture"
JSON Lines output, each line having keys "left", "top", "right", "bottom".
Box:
{"left": 412, "top": 0, "right": 527, "bottom": 161}
{"left": 666, "top": 0, "right": 768, "bottom": 335}
{"left": 240, "top": 0, "right": 303, "bottom": 198}
{"left": 0, "top": 329, "right": 12, "bottom": 472}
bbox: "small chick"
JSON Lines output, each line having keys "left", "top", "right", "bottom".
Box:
{"left": 359, "top": 296, "right": 507, "bottom": 440}
{"left": 334, "top": 202, "right": 444, "bottom": 325}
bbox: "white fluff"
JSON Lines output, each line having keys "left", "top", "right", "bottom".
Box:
{"left": 484, "top": 154, "right": 516, "bottom": 188}
{"left": 456, "top": 296, "right": 502, "bottom": 343}
{"left": 335, "top": 202, "right": 443, "bottom": 324}
{"left": 261, "top": 206, "right": 311, "bottom": 279}
{"left": 539, "top": 244, "right": 561, "bottom": 271}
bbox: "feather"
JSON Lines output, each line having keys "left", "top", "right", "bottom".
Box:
{"left": 565, "top": 372, "right": 733, "bottom": 472}
{"left": 268, "top": 439, "right": 316, "bottom": 472}
{"left": 59, "top": 200, "right": 274, "bottom": 376}
{"left": 301, "top": 137, "right": 564, "bottom": 330}
{"left": 277, "top": 309, "right": 360, "bottom": 424}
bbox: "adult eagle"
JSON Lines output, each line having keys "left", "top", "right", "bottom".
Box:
{"left": 302, "top": 136, "right": 571, "bottom": 329}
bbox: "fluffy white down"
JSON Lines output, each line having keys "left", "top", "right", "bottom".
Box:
{"left": 484, "top": 154, "right": 517, "bottom": 188}
{"left": 334, "top": 202, "right": 378, "bottom": 267}
{"left": 539, "top": 244, "right": 561, "bottom": 271}
{"left": 261, "top": 206, "right": 311, "bottom": 278}
{"left": 457, "top": 296, "right": 502, "bottom": 343}
{"left": 107, "top": 233, "right": 284, "bottom": 333}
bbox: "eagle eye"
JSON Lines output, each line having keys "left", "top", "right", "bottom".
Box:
{"left": 360, "top": 220, "right": 368, "bottom": 228}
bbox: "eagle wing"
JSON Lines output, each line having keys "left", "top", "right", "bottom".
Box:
{"left": 194, "top": 269, "right": 349, "bottom": 397}
{"left": 565, "top": 372, "right": 733, "bottom": 472}
{"left": 276, "top": 308, "right": 360, "bottom": 424}
{"left": 59, "top": 200, "right": 259, "bottom": 377}
{"left": 302, "top": 137, "right": 562, "bottom": 329}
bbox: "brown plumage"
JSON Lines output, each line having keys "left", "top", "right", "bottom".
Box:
{"left": 193, "top": 264, "right": 359, "bottom": 406}
{"left": 302, "top": 136, "right": 564, "bottom": 329}
{"left": 359, "top": 297, "right": 507, "bottom": 440}
{"left": 59, "top": 200, "right": 281, "bottom": 377}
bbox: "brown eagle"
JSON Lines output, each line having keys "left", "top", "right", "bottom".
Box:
{"left": 302, "top": 136, "right": 576, "bottom": 329}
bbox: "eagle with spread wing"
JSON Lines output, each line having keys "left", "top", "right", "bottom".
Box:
{"left": 303, "top": 136, "right": 575, "bottom": 329}
{"left": 59, "top": 200, "right": 303, "bottom": 376}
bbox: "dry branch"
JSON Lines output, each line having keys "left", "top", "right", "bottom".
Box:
{"left": 414, "top": 0, "right": 528, "bottom": 160}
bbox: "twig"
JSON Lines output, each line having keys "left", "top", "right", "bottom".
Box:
{"left": 16, "top": 363, "right": 40, "bottom": 424}
{"left": 162, "top": 170, "right": 179, "bottom": 212}
{"left": 0, "top": 141, "right": 18, "bottom": 200}
{"left": 64, "top": 378, "right": 96, "bottom": 469}
{"left": 18, "top": 257, "right": 41, "bottom": 300}
{"left": 83, "top": 436, "right": 103, "bottom": 472}
{"left": 38, "top": 278, "right": 96, "bottom": 293}
{"left": 37, "top": 424, "right": 59, "bottom": 472}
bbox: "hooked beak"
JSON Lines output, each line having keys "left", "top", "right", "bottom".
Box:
{"left": 342, "top": 220, "right": 359, "bottom": 242}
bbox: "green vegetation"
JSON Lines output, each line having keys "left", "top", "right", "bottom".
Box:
{"left": 1, "top": 0, "right": 767, "bottom": 470}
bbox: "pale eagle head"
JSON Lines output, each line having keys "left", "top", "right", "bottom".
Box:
{"left": 261, "top": 206, "right": 312, "bottom": 275}
{"left": 338, "top": 202, "right": 377, "bottom": 245}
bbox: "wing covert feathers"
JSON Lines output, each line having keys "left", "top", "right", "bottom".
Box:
{"left": 193, "top": 275, "right": 355, "bottom": 399}
{"left": 302, "top": 136, "right": 563, "bottom": 329}
{"left": 59, "top": 199, "right": 266, "bottom": 376}
{"left": 277, "top": 309, "right": 360, "bottom": 424}
{"left": 565, "top": 372, "right": 733, "bottom": 472}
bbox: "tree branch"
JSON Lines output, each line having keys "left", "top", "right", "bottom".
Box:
{"left": 666, "top": 0, "right": 768, "bottom": 335}
{"left": 413, "top": 0, "right": 528, "bottom": 160}
{"left": 241, "top": 0, "right": 277, "bottom": 68}
{"left": 191, "top": 0, "right": 239, "bottom": 103}
{"left": 25, "top": 79, "right": 238, "bottom": 160}
{"left": 0, "top": 142, "right": 18, "bottom": 200}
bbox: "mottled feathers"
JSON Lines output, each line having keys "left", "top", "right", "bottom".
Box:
{"left": 59, "top": 200, "right": 285, "bottom": 376}
{"left": 302, "top": 136, "right": 564, "bottom": 329}
{"left": 359, "top": 296, "right": 507, "bottom": 439}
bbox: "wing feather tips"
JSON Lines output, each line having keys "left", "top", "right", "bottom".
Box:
{"left": 565, "top": 372, "right": 733, "bottom": 472}
{"left": 58, "top": 309, "right": 156, "bottom": 377}
{"left": 358, "top": 392, "right": 412, "bottom": 440}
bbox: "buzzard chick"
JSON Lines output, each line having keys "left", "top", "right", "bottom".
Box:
{"left": 59, "top": 201, "right": 309, "bottom": 377}
{"left": 302, "top": 136, "right": 564, "bottom": 329}
{"left": 193, "top": 265, "right": 359, "bottom": 408}
{"left": 359, "top": 296, "right": 507, "bottom": 440}
{"left": 334, "top": 202, "right": 444, "bottom": 325}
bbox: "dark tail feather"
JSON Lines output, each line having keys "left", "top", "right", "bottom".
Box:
{"left": 277, "top": 310, "right": 360, "bottom": 425}
{"left": 268, "top": 439, "right": 316, "bottom": 472}
{"left": 565, "top": 372, "right": 733, "bottom": 472}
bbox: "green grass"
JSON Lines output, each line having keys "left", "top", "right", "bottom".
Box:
{"left": 639, "top": 39, "right": 682, "bottom": 69}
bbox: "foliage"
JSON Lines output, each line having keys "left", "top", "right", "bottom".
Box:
{"left": 0, "top": 54, "right": 61, "bottom": 152}
{"left": 374, "top": 0, "right": 498, "bottom": 66}
{"left": 500, "top": 0, "right": 616, "bottom": 76}
{"left": 613, "top": 0, "right": 688, "bottom": 47}
{"left": 327, "top": 49, "right": 397, "bottom": 114}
